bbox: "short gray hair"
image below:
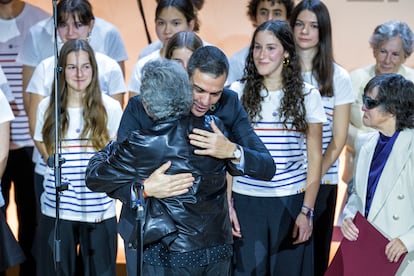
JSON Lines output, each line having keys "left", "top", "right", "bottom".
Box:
{"left": 140, "top": 59, "right": 193, "bottom": 121}
{"left": 369, "top": 20, "right": 414, "bottom": 57}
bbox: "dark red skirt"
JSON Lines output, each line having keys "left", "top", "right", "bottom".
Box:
{"left": 0, "top": 211, "right": 25, "bottom": 271}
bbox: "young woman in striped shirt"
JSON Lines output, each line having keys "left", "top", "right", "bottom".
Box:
{"left": 33, "top": 39, "right": 122, "bottom": 276}
{"left": 229, "top": 20, "right": 326, "bottom": 275}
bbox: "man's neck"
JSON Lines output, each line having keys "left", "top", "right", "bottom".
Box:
{"left": 0, "top": 1, "right": 24, "bottom": 20}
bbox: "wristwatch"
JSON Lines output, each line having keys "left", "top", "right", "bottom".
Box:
{"left": 233, "top": 145, "right": 242, "bottom": 159}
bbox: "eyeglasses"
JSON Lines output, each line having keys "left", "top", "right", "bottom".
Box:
{"left": 362, "top": 95, "right": 381, "bottom": 109}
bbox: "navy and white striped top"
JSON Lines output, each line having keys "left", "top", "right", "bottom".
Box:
{"left": 0, "top": 3, "right": 49, "bottom": 149}
{"left": 230, "top": 82, "right": 326, "bottom": 197}
{"left": 302, "top": 63, "right": 355, "bottom": 185}
{"left": 34, "top": 94, "right": 122, "bottom": 222}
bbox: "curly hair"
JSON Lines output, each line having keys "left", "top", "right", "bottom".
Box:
{"left": 290, "top": 0, "right": 334, "bottom": 97}
{"left": 42, "top": 39, "right": 109, "bottom": 155}
{"left": 364, "top": 73, "right": 414, "bottom": 130}
{"left": 242, "top": 20, "right": 307, "bottom": 133}
{"left": 247, "top": 0, "right": 295, "bottom": 23}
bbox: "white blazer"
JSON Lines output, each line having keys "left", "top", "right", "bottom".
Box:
{"left": 343, "top": 129, "right": 414, "bottom": 276}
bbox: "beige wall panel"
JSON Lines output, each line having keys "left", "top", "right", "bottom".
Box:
{"left": 26, "top": 0, "right": 414, "bottom": 83}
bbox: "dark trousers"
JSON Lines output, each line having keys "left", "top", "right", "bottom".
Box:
{"left": 33, "top": 172, "right": 44, "bottom": 223}
{"left": 313, "top": 185, "right": 338, "bottom": 276}
{"left": 35, "top": 215, "right": 117, "bottom": 276}
{"left": 0, "top": 211, "right": 25, "bottom": 274}
{"left": 232, "top": 192, "right": 314, "bottom": 276}
{"left": 1, "top": 147, "right": 36, "bottom": 276}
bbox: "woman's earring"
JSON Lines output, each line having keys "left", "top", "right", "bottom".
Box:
{"left": 283, "top": 57, "right": 290, "bottom": 67}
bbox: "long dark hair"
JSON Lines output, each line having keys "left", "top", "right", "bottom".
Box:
{"left": 290, "top": 0, "right": 334, "bottom": 97}
{"left": 165, "top": 31, "right": 203, "bottom": 59}
{"left": 156, "top": 0, "right": 200, "bottom": 32}
{"left": 57, "top": 0, "right": 95, "bottom": 27}
{"left": 42, "top": 39, "right": 109, "bottom": 155}
{"left": 242, "top": 20, "right": 307, "bottom": 133}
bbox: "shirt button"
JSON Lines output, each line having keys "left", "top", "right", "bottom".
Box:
{"left": 393, "top": 215, "right": 400, "bottom": 220}
{"left": 397, "top": 194, "right": 405, "bottom": 200}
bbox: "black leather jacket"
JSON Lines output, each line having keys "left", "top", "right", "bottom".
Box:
{"left": 86, "top": 114, "right": 242, "bottom": 252}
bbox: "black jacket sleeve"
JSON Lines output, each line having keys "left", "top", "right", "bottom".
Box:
{"left": 85, "top": 141, "right": 141, "bottom": 206}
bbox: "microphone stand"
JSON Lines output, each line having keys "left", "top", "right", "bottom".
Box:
{"left": 50, "top": 1, "right": 68, "bottom": 275}
{"left": 137, "top": 0, "right": 152, "bottom": 44}
{"left": 132, "top": 183, "right": 145, "bottom": 276}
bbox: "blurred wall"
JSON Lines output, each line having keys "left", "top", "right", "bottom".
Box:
{"left": 26, "top": 0, "right": 414, "bottom": 85}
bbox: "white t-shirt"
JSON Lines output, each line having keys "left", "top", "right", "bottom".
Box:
{"left": 230, "top": 81, "right": 326, "bottom": 197}
{"left": 28, "top": 52, "right": 126, "bottom": 175}
{"left": 0, "top": 90, "right": 15, "bottom": 207}
{"left": 302, "top": 63, "right": 355, "bottom": 185}
{"left": 27, "top": 52, "right": 126, "bottom": 97}
{"left": 17, "top": 17, "right": 128, "bottom": 67}
{"left": 138, "top": 40, "right": 163, "bottom": 59}
{"left": 34, "top": 94, "right": 122, "bottom": 222}
{"left": 227, "top": 46, "right": 249, "bottom": 86}
{"left": 129, "top": 39, "right": 212, "bottom": 94}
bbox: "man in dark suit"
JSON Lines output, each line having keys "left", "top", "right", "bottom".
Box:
{"left": 118, "top": 46, "right": 275, "bottom": 191}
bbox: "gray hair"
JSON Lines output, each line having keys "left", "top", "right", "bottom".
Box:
{"left": 369, "top": 20, "right": 414, "bottom": 57}
{"left": 140, "top": 59, "right": 193, "bottom": 121}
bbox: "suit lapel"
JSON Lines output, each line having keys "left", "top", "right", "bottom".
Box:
{"left": 367, "top": 130, "right": 413, "bottom": 220}
{"left": 355, "top": 135, "right": 377, "bottom": 212}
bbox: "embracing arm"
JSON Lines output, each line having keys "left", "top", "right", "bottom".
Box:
{"left": 226, "top": 92, "right": 275, "bottom": 180}
{"left": 86, "top": 140, "right": 194, "bottom": 202}
{"left": 190, "top": 90, "right": 275, "bottom": 180}
{"left": 86, "top": 141, "right": 139, "bottom": 204}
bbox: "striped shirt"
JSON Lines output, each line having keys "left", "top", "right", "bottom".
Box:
{"left": 230, "top": 82, "right": 326, "bottom": 197}
{"left": 34, "top": 94, "right": 122, "bottom": 222}
{"left": 0, "top": 3, "right": 49, "bottom": 149}
{"left": 302, "top": 63, "right": 355, "bottom": 185}
{"left": 0, "top": 67, "right": 13, "bottom": 101}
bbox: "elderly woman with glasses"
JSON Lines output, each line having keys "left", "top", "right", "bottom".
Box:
{"left": 341, "top": 73, "right": 414, "bottom": 276}
{"left": 343, "top": 20, "right": 414, "bottom": 185}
